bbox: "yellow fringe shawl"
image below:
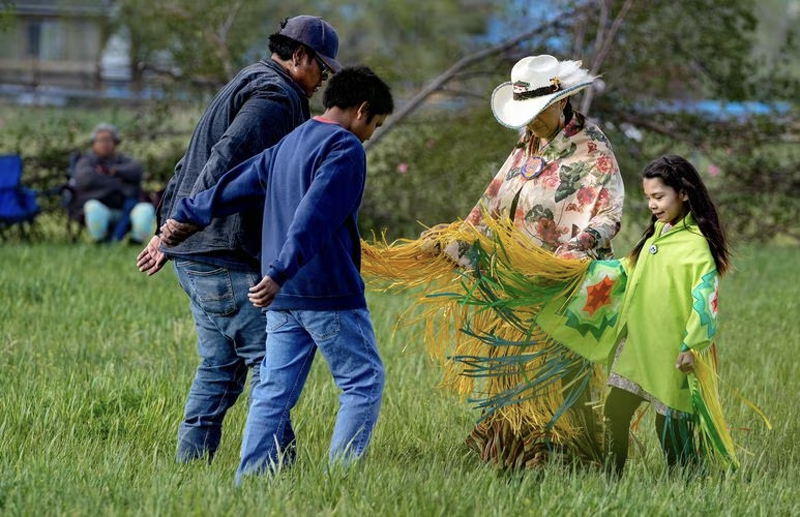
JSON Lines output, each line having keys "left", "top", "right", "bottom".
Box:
{"left": 361, "top": 220, "right": 602, "bottom": 444}
{"left": 361, "top": 218, "right": 768, "bottom": 471}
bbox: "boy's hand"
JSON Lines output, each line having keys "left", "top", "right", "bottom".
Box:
{"left": 675, "top": 351, "right": 694, "bottom": 374}
{"left": 136, "top": 235, "right": 167, "bottom": 276}
{"left": 160, "top": 219, "right": 201, "bottom": 246}
{"left": 248, "top": 275, "right": 281, "bottom": 308}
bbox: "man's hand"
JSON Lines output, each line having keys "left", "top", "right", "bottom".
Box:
{"left": 160, "top": 218, "right": 201, "bottom": 246}
{"left": 136, "top": 235, "right": 168, "bottom": 276}
{"left": 248, "top": 275, "right": 281, "bottom": 308}
{"left": 675, "top": 351, "right": 694, "bottom": 374}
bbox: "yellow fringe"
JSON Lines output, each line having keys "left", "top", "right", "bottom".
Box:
{"left": 362, "top": 217, "right": 769, "bottom": 468}
{"left": 361, "top": 220, "right": 604, "bottom": 443}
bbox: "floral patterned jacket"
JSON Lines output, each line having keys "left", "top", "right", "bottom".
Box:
{"left": 465, "top": 113, "right": 624, "bottom": 260}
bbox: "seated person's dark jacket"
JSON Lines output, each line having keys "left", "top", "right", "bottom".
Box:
{"left": 70, "top": 152, "right": 144, "bottom": 219}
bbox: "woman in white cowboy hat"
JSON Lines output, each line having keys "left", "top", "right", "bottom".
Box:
{"left": 462, "top": 54, "right": 625, "bottom": 260}
{"left": 438, "top": 55, "right": 626, "bottom": 468}
{"left": 362, "top": 55, "right": 625, "bottom": 470}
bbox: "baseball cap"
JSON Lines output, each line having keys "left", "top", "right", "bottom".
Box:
{"left": 278, "top": 15, "right": 342, "bottom": 73}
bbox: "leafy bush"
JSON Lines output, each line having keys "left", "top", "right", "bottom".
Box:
{"left": 3, "top": 101, "right": 797, "bottom": 245}
{"left": 361, "top": 108, "right": 514, "bottom": 240}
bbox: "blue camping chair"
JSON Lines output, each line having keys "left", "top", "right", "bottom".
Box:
{"left": 0, "top": 154, "right": 39, "bottom": 236}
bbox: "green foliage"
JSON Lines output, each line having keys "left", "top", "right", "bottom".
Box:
{"left": 116, "top": 0, "right": 285, "bottom": 88}
{"left": 0, "top": 242, "right": 797, "bottom": 515}
{"left": 0, "top": 102, "right": 196, "bottom": 213}
{"left": 328, "top": 0, "right": 499, "bottom": 86}
{"left": 2, "top": 1, "right": 798, "bottom": 245}
{"left": 114, "top": 0, "right": 500, "bottom": 90}
{"left": 362, "top": 108, "right": 512, "bottom": 239}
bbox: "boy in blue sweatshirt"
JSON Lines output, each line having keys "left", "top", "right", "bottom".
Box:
{"left": 160, "top": 66, "right": 393, "bottom": 482}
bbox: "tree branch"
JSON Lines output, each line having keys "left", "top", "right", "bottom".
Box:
{"left": 364, "top": 7, "right": 590, "bottom": 150}
{"left": 580, "top": 0, "right": 635, "bottom": 114}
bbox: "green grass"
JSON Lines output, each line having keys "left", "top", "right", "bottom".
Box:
{"left": 0, "top": 236, "right": 798, "bottom": 516}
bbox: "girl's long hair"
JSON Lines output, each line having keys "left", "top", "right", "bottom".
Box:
{"left": 628, "top": 155, "right": 729, "bottom": 275}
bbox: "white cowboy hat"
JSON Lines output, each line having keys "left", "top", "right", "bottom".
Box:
{"left": 490, "top": 55, "right": 597, "bottom": 129}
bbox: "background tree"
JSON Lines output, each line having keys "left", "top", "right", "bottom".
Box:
{"left": 4, "top": 0, "right": 797, "bottom": 243}
{"left": 357, "top": 0, "right": 800, "bottom": 241}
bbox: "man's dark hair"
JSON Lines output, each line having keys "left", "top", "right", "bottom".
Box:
{"left": 323, "top": 66, "right": 394, "bottom": 122}
{"left": 268, "top": 33, "right": 312, "bottom": 61}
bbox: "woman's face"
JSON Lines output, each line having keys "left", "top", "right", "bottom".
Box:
{"left": 527, "top": 100, "right": 565, "bottom": 139}
{"left": 91, "top": 130, "right": 116, "bottom": 158}
{"left": 643, "top": 176, "right": 689, "bottom": 224}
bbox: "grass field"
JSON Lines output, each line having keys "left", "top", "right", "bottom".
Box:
{"left": 0, "top": 232, "right": 798, "bottom": 516}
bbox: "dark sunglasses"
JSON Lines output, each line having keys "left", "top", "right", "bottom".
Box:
{"left": 313, "top": 55, "right": 330, "bottom": 80}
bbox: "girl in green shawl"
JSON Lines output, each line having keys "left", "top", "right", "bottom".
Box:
{"left": 603, "top": 155, "right": 730, "bottom": 477}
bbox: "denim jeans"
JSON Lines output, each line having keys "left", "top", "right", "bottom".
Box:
{"left": 235, "top": 308, "right": 384, "bottom": 483}
{"left": 173, "top": 259, "right": 268, "bottom": 462}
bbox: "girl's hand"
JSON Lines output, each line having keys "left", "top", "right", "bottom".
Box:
{"left": 675, "top": 351, "right": 694, "bottom": 374}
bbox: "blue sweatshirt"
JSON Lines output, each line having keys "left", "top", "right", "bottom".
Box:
{"left": 171, "top": 117, "right": 367, "bottom": 311}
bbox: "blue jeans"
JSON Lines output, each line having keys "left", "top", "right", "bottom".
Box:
{"left": 235, "top": 308, "right": 384, "bottom": 483}
{"left": 173, "top": 259, "right": 269, "bottom": 462}
{"left": 83, "top": 198, "right": 155, "bottom": 243}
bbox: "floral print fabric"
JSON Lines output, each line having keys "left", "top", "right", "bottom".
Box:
{"left": 466, "top": 113, "right": 624, "bottom": 260}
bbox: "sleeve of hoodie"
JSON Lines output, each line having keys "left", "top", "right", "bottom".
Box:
{"left": 171, "top": 150, "right": 271, "bottom": 227}
{"left": 268, "top": 137, "right": 365, "bottom": 286}
{"left": 189, "top": 96, "right": 298, "bottom": 195}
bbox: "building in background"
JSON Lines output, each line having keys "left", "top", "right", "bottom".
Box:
{"left": 0, "top": 0, "right": 133, "bottom": 104}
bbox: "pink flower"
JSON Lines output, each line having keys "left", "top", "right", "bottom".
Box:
{"left": 539, "top": 161, "right": 560, "bottom": 189}
{"left": 576, "top": 186, "right": 595, "bottom": 206}
{"left": 707, "top": 164, "right": 720, "bottom": 177}
{"left": 595, "top": 155, "right": 615, "bottom": 175}
{"left": 509, "top": 148, "right": 525, "bottom": 169}
{"left": 536, "top": 218, "right": 564, "bottom": 246}
{"left": 397, "top": 163, "right": 409, "bottom": 174}
{"left": 513, "top": 208, "right": 525, "bottom": 228}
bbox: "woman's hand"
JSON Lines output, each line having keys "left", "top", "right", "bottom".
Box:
{"left": 675, "top": 351, "right": 694, "bottom": 374}
{"left": 419, "top": 223, "right": 449, "bottom": 256}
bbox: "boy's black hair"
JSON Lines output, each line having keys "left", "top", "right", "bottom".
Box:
{"left": 323, "top": 66, "right": 394, "bottom": 122}
{"left": 629, "top": 155, "right": 729, "bottom": 274}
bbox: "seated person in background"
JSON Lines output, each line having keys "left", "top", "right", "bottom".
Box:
{"left": 72, "top": 123, "right": 155, "bottom": 243}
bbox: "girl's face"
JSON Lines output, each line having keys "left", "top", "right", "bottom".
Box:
{"left": 643, "top": 176, "right": 689, "bottom": 224}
